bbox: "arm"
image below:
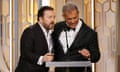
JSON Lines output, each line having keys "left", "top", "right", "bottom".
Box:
{"left": 20, "top": 28, "right": 40, "bottom": 64}
{"left": 21, "top": 28, "right": 54, "bottom": 65}
{"left": 87, "top": 32, "right": 100, "bottom": 63}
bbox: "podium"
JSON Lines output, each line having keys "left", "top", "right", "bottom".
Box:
{"left": 46, "top": 61, "right": 92, "bottom": 72}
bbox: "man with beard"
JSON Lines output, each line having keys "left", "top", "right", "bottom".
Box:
{"left": 15, "top": 6, "right": 55, "bottom": 72}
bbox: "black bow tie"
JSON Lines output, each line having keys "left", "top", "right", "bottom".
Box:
{"left": 64, "top": 26, "right": 75, "bottom": 31}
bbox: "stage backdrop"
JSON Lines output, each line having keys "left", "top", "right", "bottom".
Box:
{"left": 12, "top": 0, "right": 119, "bottom": 72}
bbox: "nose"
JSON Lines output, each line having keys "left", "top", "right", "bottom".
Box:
{"left": 71, "top": 19, "right": 75, "bottom": 24}
{"left": 51, "top": 16, "right": 55, "bottom": 21}
{"left": 52, "top": 18, "right": 54, "bottom": 21}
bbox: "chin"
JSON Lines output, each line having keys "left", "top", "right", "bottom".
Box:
{"left": 50, "top": 26, "right": 54, "bottom": 29}
{"left": 49, "top": 27, "right": 53, "bottom": 30}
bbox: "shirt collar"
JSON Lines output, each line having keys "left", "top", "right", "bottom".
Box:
{"left": 75, "top": 19, "right": 82, "bottom": 32}
{"left": 38, "top": 22, "right": 53, "bottom": 36}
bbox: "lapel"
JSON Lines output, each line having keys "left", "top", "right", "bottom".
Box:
{"left": 53, "top": 22, "right": 67, "bottom": 53}
{"left": 59, "top": 23, "right": 67, "bottom": 52}
{"left": 35, "top": 23, "right": 48, "bottom": 50}
{"left": 56, "top": 22, "right": 67, "bottom": 39}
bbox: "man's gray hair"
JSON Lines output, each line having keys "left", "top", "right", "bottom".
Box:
{"left": 62, "top": 2, "right": 79, "bottom": 13}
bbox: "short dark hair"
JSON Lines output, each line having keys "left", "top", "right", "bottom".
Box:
{"left": 37, "top": 6, "right": 54, "bottom": 21}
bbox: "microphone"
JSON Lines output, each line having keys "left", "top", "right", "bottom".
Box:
{"left": 64, "top": 27, "right": 69, "bottom": 50}
{"left": 64, "top": 27, "right": 70, "bottom": 72}
{"left": 64, "top": 27, "right": 68, "bottom": 31}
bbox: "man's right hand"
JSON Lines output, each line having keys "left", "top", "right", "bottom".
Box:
{"left": 43, "top": 53, "right": 54, "bottom": 62}
{"left": 78, "top": 49, "right": 90, "bottom": 58}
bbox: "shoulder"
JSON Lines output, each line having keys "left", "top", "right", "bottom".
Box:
{"left": 81, "top": 19, "right": 96, "bottom": 34}
{"left": 52, "top": 21, "right": 66, "bottom": 36}
{"left": 22, "top": 23, "right": 39, "bottom": 35}
{"left": 54, "top": 21, "right": 66, "bottom": 29}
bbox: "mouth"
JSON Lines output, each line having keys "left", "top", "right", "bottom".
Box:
{"left": 49, "top": 22, "right": 54, "bottom": 28}
{"left": 50, "top": 22, "right": 54, "bottom": 25}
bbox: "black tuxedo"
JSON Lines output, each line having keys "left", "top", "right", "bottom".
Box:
{"left": 15, "top": 23, "right": 49, "bottom": 72}
{"left": 52, "top": 19, "right": 100, "bottom": 72}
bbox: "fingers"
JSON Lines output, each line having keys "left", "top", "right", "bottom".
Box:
{"left": 78, "top": 49, "right": 90, "bottom": 58}
{"left": 46, "top": 53, "right": 54, "bottom": 56}
{"left": 43, "top": 53, "right": 54, "bottom": 62}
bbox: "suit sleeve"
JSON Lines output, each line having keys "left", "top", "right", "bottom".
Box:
{"left": 88, "top": 32, "right": 100, "bottom": 63}
{"left": 20, "top": 28, "right": 40, "bottom": 64}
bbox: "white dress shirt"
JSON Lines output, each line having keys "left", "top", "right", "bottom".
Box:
{"left": 59, "top": 20, "right": 82, "bottom": 53}
{"left": 37, "top": 23, "right": 53, "bottom": 65}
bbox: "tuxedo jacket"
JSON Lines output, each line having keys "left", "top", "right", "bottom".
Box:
{"left": 52, "top": 19, "right": 100, "bottom": 72}
{"left": 15, "top": 23, "right": 49, "bottom": 72}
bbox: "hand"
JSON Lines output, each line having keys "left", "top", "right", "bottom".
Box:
{"left": 78, "top": 49, "right": 90, "bottom": 58}
{"left": 43, "top": 53, "right": 54, "bottom": 62}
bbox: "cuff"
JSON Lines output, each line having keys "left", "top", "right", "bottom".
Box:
{"left": 37, "top": 56, "right": 44, "bottom": 65}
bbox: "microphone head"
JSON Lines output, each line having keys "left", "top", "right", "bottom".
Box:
{"left": 64, "top": 27, "right": 68, "bottom": 31}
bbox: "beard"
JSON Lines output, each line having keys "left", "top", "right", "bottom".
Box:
{"left": 44, "top": 21, "right": 54, "bottom": 30}
{"left": 49, "top": 21, "right": 54, "bottom": 28}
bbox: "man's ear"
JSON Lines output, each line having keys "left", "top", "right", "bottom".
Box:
{"left": 62, "top": 14, "right": 65, "bottom": 18}
{"left": 39, "top": 17, "right": 43, "bottom": 23}
{"left": 39, "top": 17, "right": 42, "bottom": 20}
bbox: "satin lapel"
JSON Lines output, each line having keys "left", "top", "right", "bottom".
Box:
{"left": 57, "top": 23, "right": 67, "bottom": 39}
{"left": 55, "top": 22, "right": 67, "bottom": 54}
